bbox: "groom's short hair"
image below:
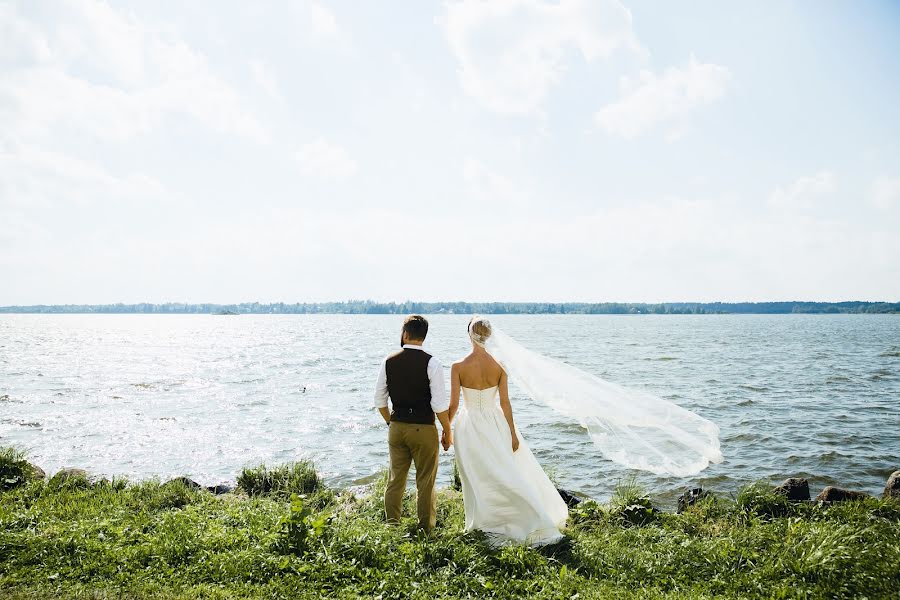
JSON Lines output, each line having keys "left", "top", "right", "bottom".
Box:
{"left": 403, "top": 315, "right": 429, "bottom": 341}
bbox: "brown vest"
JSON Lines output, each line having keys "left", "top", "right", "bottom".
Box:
{"left": 385, "top": 348, "right": 434, "bottom": 424}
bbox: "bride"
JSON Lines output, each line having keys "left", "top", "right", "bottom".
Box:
{"left": 450, "top": 316, "right": 722, "bottom": 546}
{"left": 449, "top": 317, "right": 568, "bottom": 546}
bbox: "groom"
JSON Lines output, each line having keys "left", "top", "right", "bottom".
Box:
{"left": 374, "top": 315, "right": 452, "bottom": 533}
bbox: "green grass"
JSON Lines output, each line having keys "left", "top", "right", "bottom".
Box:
{"left": 236, "top": 461, "right": 322, "bottom": 499}
{"left": 1, "top": 447, "right": 898, "bottom": 599}
{"left": 1, "top": 446, "right": 39, "bottom": 491}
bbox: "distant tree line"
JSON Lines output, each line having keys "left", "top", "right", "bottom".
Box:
{"left": 0, "top": 301, "right": 897, "bottom": 314}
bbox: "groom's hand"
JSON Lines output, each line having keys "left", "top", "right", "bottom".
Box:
{"left": 435, "top": 410, "right": 452, "bottom": 451}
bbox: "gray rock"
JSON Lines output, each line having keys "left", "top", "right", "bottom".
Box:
{"left": 815, "top": 486, "right": 868, "bottom": 503}
{"left": 206, "top": 484, "right": 233, "bottom": 495}
{"left": 773, "top": 477, "right": 810, "bottom": 502}
{"left": 27, "top": 462, "right": 46, "bottom": 480}
{"left": 677, "top": 487, "right": 710, "bottom": 513}
{"left": 884, "top": 470, "right": 900, "bottom": 499}
{"left": 556, "top": 488, "right": 582, "bottom": 507}
{"left": 50, "top": 467, "right": 90, "bottom": 484}
{"left": 166, "top": 476, "right": 202, "bottom": 489}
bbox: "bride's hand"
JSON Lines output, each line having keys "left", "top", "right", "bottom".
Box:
{"left": 511, "top": 433, "right": 520, "bottom": 453}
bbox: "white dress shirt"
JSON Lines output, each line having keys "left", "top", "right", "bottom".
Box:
{"left": 374, "top": 344, "right": 449, "bottom": 414}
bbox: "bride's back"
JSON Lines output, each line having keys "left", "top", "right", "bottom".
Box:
{"left": 456, "top": 351, "right": 504, "bottom": 390}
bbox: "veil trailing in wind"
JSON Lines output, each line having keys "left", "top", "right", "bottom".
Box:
{"left": 468, "top": 317, "right": 723, "bottom": 477}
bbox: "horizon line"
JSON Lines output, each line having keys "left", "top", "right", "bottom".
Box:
{"left": 2, "top": 299, "right": 900, "bottom": 307}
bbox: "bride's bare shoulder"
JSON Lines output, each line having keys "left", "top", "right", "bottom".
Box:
{"left": 456, "top": 354, "right": 485, "bottom": 374}
{"left": 454, "top": 353, "right": 475, "bottom": 365}
{"left": 451, "top": 355, "right": 472, "bottom": 372}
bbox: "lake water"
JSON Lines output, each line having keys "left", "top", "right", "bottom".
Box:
{"left": 1, "top": 314, "right": 898, "bottom": 506}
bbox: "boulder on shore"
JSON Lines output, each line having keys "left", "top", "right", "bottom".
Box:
{"left": 27, "top": 462, "right": 46, "bottom": 480}
{"left": 677, "top": 487, "right": 710, "bottom": 513}
{"left": 166, "top": 477, "right": 202, "bottom": 490}
{"left": 884, "top": 470, "right": 900, "bottom": 499}
{"left": 773, "top": 478, "right": 810, "bottom": 502}
{"left": 815, "top": 486, "right": 868, "bottom": 503}
{"left": 165, "top": 478, "right": 232, "bottom": 495}
{"left": 556, "top": 488, "right": 582, "bottom": 507}
{"left": 50, "top": 468, "right": 90, "bottom": 485}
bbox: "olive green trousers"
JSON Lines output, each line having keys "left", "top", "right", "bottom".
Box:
{"left": 384, "top": 421, "right": 438, "bottom": 532}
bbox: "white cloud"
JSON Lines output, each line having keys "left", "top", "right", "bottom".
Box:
{"left": 595, "top": 56, "right": 731, "bottom": 139}
{"left": 309, "top": 2, "right": 339, "bottom": 38}
{"left": 439, "top": 0, "right": 642, "bottom": 115}
{"left": 0, "top": 140, "right": 171, "bottom": 299}
{"left": 0, "top": 1, "right": 266, "bottom": 143}
{"left": 204, "top": 196, "right": 897, "bottom": 302}
{"left": 249, "top": 59, "right": 284, "bottom": 102}
{"left": 769, "top": 171, "right": 836, "bottom": 209}
{"left": 296, "top": 139, "right": 358, "bottom": 178}
{"left": 872, "top": 176, "right": 900, "bottom": 210}
{"left": 0, "top": 142, "right": 166, "bottom": 209}
{"left": 462, "top": 157, "right": 523, "bottom": 205}
{"left": 290, "top": 0, "right": 347, "bottom": 47}
{"left": 440, "top": 195, "right": 897, "bottom": 301}
{"left": 0, "top": 3, "right": 52, "bottom": 65}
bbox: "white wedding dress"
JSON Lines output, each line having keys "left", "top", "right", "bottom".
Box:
{"left": 454, "top": 385, "right": 568, "bottom": 547}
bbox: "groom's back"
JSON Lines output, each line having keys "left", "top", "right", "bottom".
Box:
{"left": 385, "top": 348, "right": 434, "bottom": 424}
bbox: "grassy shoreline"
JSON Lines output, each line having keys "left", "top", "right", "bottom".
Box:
{"left": 2, "top": 449, "right": 899, "bottom": 599}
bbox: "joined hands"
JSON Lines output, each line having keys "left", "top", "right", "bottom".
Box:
{"left": 441, "top": 429, "right": 453, "bottom": 451}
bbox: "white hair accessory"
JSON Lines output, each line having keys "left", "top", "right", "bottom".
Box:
{"left": 468, "top": 316, "right": 492, "bottom": 346}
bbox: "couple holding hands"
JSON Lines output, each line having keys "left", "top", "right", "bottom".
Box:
{"left": 374, "top": 315, "right": 567, "bottom": 546}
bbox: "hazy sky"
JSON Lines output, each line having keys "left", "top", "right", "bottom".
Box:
{"left": 2, "top": 0, "right": 899, "bottom": 304}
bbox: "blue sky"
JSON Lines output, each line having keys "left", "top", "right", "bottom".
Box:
{"left": 1, "top": 0, "right": 898, "bottom": 304}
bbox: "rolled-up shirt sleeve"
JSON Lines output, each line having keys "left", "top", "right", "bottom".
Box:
{"left": 427, "top": 357, "right": 449, "bottom": 414}
{"left": 374, "top": 359, "right": 389, "bottom": 409}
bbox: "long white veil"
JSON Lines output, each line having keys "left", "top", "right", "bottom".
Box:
{"left": 470, "top": 317, "right": 723, "bottom": 477}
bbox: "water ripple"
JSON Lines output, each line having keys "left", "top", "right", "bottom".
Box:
{"left": 0, "top": 313, "right": 898, "bottom": 502}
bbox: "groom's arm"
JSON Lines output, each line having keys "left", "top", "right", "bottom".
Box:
{"left": 427, "top": 357, "right": 449, "bottom": 418}
{"left": 427, "top": 357, "right": 452, "bottom": 448}
{"left": 374, "top": 358, "right": 391, "bottom": 425}
{"left": 436, "top": 410, "right": 452, "bottom": 450}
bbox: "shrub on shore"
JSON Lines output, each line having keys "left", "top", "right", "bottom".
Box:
{"left": 237, "top": 460, "right": 322, "bottom": 499}
{"left": 2, "top": 446, "right": 899, "bottom": 599}
{"left": 736, "top": 481, "right": 793, "bottom": 517}
{"left": 609, "top": 478, "right": 657, "bottom": 526}
{"left": 0, "top": 447, "right": 37, "bottom": 491}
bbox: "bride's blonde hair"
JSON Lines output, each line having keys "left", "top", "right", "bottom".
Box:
{"left": 468, "top": 316, "right": 492, "bottom": 346}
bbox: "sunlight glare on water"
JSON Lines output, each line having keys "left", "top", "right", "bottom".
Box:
{"left": 1, "top": 313, "right": 898, "bottom": 505}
